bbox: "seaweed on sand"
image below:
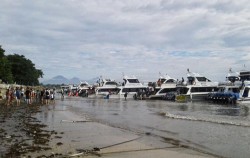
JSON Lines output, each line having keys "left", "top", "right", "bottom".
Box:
{"left": 0, "top": 102, "right": 63, "bottom": 157}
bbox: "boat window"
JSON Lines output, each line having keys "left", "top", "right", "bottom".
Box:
{"left": 240, "top": 75, "right": 250, "bottom": 81}
{"left": 127, "top": 79, "right": 140, "bottom": 83}
{"left": 196, "top": 77, "right": 211, "bottom": 82}
{"left": 165, "top": 79, "right": 175, "bottom": 83}
{"left": 191, "top": 87, "right": 217, "bottom": 92}
{"left": 176, "top": 87, "right": 189, "bottom": 94}
{"left": 160, "top": 79, "right": 166, "bottom": 83}
{"left": 239, "top": 71, "right": 250, "bottom": 81}
{"left": 105, "top": 82, "right": 117, "bottom": 85}
{"left": 232, "top": 88, "right": 240, "bottom": 93}
{"left": 218, "top": 87, "right": 225, "bottom": 92}
{"left": 98, "top": 88, "right": 119, "bottom": 92}
{"left": 122, "top": 88, "right": 146, "bottom": 93}
{"left": 240, "top": 71, "right": 250, "bottom": 76}
{"left": 243, "top": 87, "right": 249, "bottom": 97}
{"left": 159, "top": 88, "right": 176, "bottom": 94}
{"left": 187, "top": 77, "right": 195, "bottom": 84}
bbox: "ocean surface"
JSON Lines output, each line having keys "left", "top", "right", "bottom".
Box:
{"left": 56, "top": 96, "right": 250, "bottom": 158}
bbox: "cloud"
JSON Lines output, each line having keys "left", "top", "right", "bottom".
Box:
{"left": 0, "top": 0, "right": 250, "bottom": 82}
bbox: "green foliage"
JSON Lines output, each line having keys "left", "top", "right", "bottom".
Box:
{"left": 7, "top": 54, "right": 44, "bottom": 85}
{"left": 0, "top": 45, "right": 5, "bottom": 58}
{"left": 0, "top": 57, "right": 13, "bottom": 83}
{"left": 0, "top": 45, "right": 43, "bottom": 85}
{"left": 0, "top": 46, "right": 13, "bottom": 83}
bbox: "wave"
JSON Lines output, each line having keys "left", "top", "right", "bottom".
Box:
{"left": 163, "top": 112, "right": 250, "bottom": 127}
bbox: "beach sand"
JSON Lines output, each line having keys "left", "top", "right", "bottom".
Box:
{"left": 0, "top": 98, "right": 217, "bottom": 158}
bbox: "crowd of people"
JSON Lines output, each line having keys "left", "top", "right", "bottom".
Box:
{"left": 1, "top": 86, "right": 56, "bottom": 106}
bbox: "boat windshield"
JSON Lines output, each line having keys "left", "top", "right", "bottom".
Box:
{"left": 240, "top": 71, "right": 250, "bottom": 81}
{"left": 165, "top": 79, "right": 175, "bottom": 83}
{"left": 196, "top": 77, "right": 211, "bottom": 82}
{"left": 105, "top": 81, "right": 117, "bottom": 85}
{"left": 80, "top": 84, "right": 88, "bottom": 87}
{"left": 227, "top": 76, "right": 239, "bottom": 83}
{"left": 127, "top": 79, "right": 140, "bottom": 83}
{"left": 159, "top": 79, "right": 166, "bottom": 84}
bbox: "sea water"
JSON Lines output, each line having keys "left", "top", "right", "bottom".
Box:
{"left": 60, "top": 96, "right": 250, "bottom": 158}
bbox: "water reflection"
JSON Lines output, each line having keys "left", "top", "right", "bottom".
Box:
{"left": 177, "top": 104, "right": 188, "bottom": 111}
{"left": 215, "top": 107, "right": 240, "bottom": 116}
{"left": 213, "top": 105, "right": 249, "bottom": 117}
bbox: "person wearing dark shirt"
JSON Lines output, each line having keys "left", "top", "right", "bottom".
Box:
{"left": 25, "top": 87, "right": 31, "bottom": 105}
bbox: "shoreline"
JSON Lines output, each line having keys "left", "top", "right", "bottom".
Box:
{"left": 0, "top": 98, "right": 218, "bottom": 158}
{"left": 0, "top": 101, "right": 60, "bottom": 157}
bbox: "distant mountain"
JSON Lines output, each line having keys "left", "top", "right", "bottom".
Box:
{"left": 42, "top": 75, "right": 69, "bottom": 85}
{"left": 42, "top": 75, "right": 100, "bottom": 85}
{"left": 69, "top": 77, "right": 81, "bottom": 84}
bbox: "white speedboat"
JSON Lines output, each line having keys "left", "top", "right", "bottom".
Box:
{"left": 176, "top": 69, "right": 218, "bottom": 101}
{"left": 207, "top": 69, "right": 240, "bottom": 104}
{"left": 78, "top": 81, "right": 91, "bottom": 90}
{"left": 77, "top": 81, "right": 92, "bottom": 97}
{"left": 207, "top": 68, "right": 250, "bottom": 104}
{"left": 94, "top": 77, "right": 119, "bottom": 98}
{"left": 149, "top": 74, "right": 177, "bottom": 100}
{"left": 236, "top": 69, "right": 250, "bottom": 104}
{"left": 108, "top": 75, "right": 147, "bottom": 99}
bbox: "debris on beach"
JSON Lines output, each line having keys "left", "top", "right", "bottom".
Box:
{"left": 0, "top": 102, "right": 64, "bottom": 157}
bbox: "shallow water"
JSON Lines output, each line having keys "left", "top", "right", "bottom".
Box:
{"left": 57, "top": 96, "right": 250, "bottom": 158}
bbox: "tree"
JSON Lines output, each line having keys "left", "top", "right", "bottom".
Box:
{"left": 7, "top": 54, "right": 43, "bottom": 85}
{"left": 0, "top": 45, "right": 4, "bottom": 58}
{"left": 0, "top": 46, "right": 13, "bottom": 83}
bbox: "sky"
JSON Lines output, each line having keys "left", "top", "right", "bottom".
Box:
{"left": 1, "top": 0, "right": 250, "bottom": 83}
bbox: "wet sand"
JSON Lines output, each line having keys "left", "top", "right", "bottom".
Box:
{"left": 0, "top": 98, "right": 217, "bottom": 158}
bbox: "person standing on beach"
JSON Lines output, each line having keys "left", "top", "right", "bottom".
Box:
{"left": 9, "top": 87, "right": 15, "bottom": 105}
{"left": 50, "top": 89, "right": 55, "bottom": 104}
{"left": 25, "top": 87, "right": 31, "bottom": 105}
{"left": 40, "top": 89, "right": 45, "bottom": 104}
{"left": 124, "top": 92, "right": 128, "bottom": 100}
{"left": 30, "top": 88, "right": 35, "bottom": 104}
{"left": 5, "top": 88, "right": 11, "bottom": 106}
{"left": 16, "top": 87, "right": 21, "bottom": 106}
{"left": 45, "top": 89, "right": 50, "bottom": 105}
{"left": 60, "top": 88, "right": 64, "bottom": 100}
{"left": 20, "top": 86, "right": 24, "bottom": 100}
{"left": 0, "top": 90, "right": 2, "bottom": 100}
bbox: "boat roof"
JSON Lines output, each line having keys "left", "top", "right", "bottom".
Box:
{"left": 123, "top": 75, "right": 138, "bottom": 80}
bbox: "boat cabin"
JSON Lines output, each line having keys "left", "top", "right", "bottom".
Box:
{"left": 119, "top": 76, "right": 147, "bottom": 94}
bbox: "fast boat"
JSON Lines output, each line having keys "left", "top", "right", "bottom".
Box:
{"left": 108, "top": 75, "right": 147, "bottom": 99}
{"left": 77, "top": 81, "right": 92, "bottom": 96}
{"left": 176, "top": 69, "right": 218, "bottom": 101}
{"left": 149, "top": 74, "right": 177, "bottom": 100}
{"left": 78, "top": 81, "right": 91, "bottom": 90}
{"left": 207, "top": 68, "right": 250, "bottom": 104}
{"left": 94, "top": 77, "right": 119, "bottom": 98}
{"left": 236, "top": 69, "right": 250, "bottom": 104}
{"left": 207, "top": 68, "right": 240, "bottom": 104}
